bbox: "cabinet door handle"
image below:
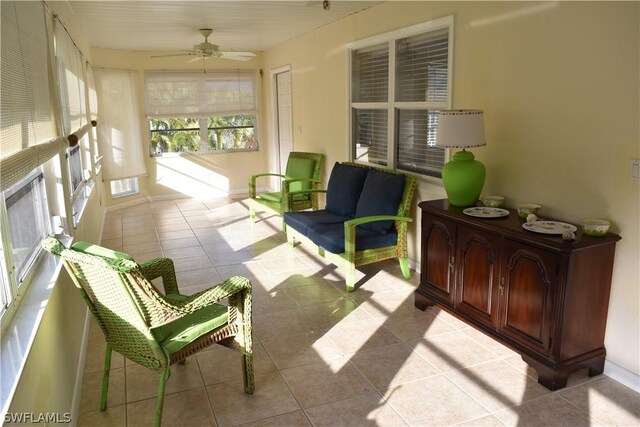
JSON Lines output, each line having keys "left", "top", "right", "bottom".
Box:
{"left": 499, "top": 277, "right": 505, "bottom": 296}
{"left": 449, "top": 256, "right": 455, "bottom": 273}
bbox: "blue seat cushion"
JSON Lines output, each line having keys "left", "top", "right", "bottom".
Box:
{"left": 325, "top": 163, "right": 369, "bottom": 217}
{"left": 306, "top": 222, "right": 398, "bottom": 254}
{"left": 284, "top": 210, "right": 348, "bottom": 235}
{"left": 355, "top": 169, "right": 406, "bottom": 234}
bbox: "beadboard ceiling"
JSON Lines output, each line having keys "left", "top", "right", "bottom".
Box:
{"left": 68, "top": 1, "right": 382, "bottom": 53}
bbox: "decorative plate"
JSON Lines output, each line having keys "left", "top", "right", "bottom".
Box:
{"left": 463, "top": 207, "right": 510, "bottom": 218}
{"left": 522, "top": 221, "right": 577, "bottom": 235}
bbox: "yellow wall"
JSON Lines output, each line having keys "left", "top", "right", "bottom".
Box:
{"left": 260, "top": 1, "right": 640, "bottom": 375}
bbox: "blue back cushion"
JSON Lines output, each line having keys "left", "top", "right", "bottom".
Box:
{"left": 325, "top": 163, "right": 369, "bottom": 217}
{"left": 355, "top": 169, "right": 406, "bottom": 233}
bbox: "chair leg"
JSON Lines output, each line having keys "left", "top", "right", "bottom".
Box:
{"left": 399, "top": 257, "right": 411, "bottom": 279}
{"left": 249, "top": 207, "right": 256, "bottom": 223}
{"left": 154, "top": 368, "right": 170, "bottom": 427}
{"left": 242, "top": 351, "right": 255, "bottom": 394}
{"left": 99, "top": 344, "right": 113, "bottom": 411}
{"left": 345, "top": 265, "right": 356, "bottom": 292}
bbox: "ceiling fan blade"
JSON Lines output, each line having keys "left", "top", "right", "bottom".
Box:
{"left": 150, "top": 52, "right": 196, "bottom": 58}
{"left": 219, "top": 52, "right": 256, "bottom": 61}
{"left": 187, "top": 55, "right": 209, "bottom": 63}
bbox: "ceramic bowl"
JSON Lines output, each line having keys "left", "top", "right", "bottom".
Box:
{"left": 480, "top": 195, "right": 505, "bottom": 208}
{"left": 581, "top": 219, "right": 610, "bottom": 236}
{"left": 517, "top": 203, "right": 542, "bottom": 218}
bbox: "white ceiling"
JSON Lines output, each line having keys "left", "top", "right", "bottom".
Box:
{"left": 68, "top": 1, "right": 382, "bottom": 53}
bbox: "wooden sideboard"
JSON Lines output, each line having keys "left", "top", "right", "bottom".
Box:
{"left": 415, "top": 199, "right": 621, "bottom": 390}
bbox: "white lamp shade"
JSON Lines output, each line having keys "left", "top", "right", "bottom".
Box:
{"left": 436, "top": 110, "right": 485, "bottom": 148}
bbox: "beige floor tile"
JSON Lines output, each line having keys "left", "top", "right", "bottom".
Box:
{"left": 122, "top": 224, "right": 158, "bottom": 238}
{"left": 171, "top": 253, "right": 214, "bottom": 273}
{"left": 349, "top": 343, "right": 440, "bottom": 389}
{"left": 80, "top": 368, "right": 125, "bottom": 412}
{"left": 412, "top": 331, "right": 500, "bottom": 372}
{"left": 99, "top": 238, "right": 123, "bottom": 251}
{"left": 202, "top": 245, "right": 255, "bottom": 266}
{"left": 280, "top": 357, "right": 375, "bottom": 409}
{"left": 126, "top": 388, "right": 216, "bottom": 427}
{"left": 261, "top": 330, "right": 343, "bottom": 369}
{"left": 299, "top": 296, "right": 371, "bottom": 328}
{"left": 455, "top": 415, "right": 507, "bottom": 426}
{"left": 174, "top": 268, "right": 223, "bottom": 288}
{"left": 252, "top": 290, "right": 298, "bottom": 315}
{"left": 252, "top": 307, "right": 317, "bottom": 340}
{"left": 197, "top": 342, "right": 276, "bottom": 385}
{"left": 207, "top": 371, "right": 300, "bottom": 426}
{"left": 324, "top": 318, "right": 402, "bottom": 355}
{"left": 462, "top": 327, "right": 518, "bottom": 358}
{"left": 161, "top": 237, "right": 202, "bottom": 250}
{"left": 122, "top": 242, "right": 163, "bottom": 256}
{"left": 78, "top": 404, "right": 126, "bottom": 427}
{"left": 445, "top": 360, "right": 551, "bottom": 412}
{"left": 379, "top": 307, "right": 457, "bottom": 343}
{"left": 156, "top": 222, "right": 192, "bottom": 232}
{"left": 237, "top": 410, "right": 311, "bottom": 427}
{"left": 125, "top": 359, "right": 203, "bottom": 403}
{"left": 163, "top": 245, "right": 207, "bottom": 260}
{"left": 305, "top": 391, "right": 407, "bottom": 426}
{"left": 351, "top": 291, "right": 417, "bottom": 318}
{"left": 494, "top": 394, "right": 593, "bottom": 426}
{"left": 123, "top": 233, "right": 160, "bottom": 246}
{"left": 284, "top": 282, "right": 346, "bottom": 307}
{"left": 383, "top": 374, "right": 489, "bottom": 426}
{"left": 157, "top": 229, "right": 196, "bottom": 241}
{"left": 558, "top": 377, "right": 640, "bottom": 427}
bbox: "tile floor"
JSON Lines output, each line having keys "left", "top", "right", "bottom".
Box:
{"left": 78, "top": 197, "right": 640, "bottom": 426}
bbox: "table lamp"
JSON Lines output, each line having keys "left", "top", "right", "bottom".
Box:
{"left": 436, "top": 110, "right": 486, "bottom": 207}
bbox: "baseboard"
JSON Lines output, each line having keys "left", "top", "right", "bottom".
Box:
{"left": 604, "top": 359, "right": 640, "bottom": 393}
{"left": 70, "top": 309, "right": 91, "bottom": 423}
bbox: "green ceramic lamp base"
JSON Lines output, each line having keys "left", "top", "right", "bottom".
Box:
{"left": 441, "top": 149, "right": 486, "bottom": 207}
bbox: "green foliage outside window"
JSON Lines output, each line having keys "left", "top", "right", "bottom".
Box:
{"left": 149, "top": 115, "right": 256, "bottom": 154}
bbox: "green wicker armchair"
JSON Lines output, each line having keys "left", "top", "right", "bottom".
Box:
{"left": 249, "top": 151, "right": 325, "bottom": 230}
{"left": 42, "top": 237, "right": 253, "bottom": 427}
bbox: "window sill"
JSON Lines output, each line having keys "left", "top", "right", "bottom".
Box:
{"left": 0, "top": 237, "right": 70, "bottom": 416}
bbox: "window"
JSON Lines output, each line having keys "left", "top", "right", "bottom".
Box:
{"left": 110, "top": 178, "right": 139, "bottom": 199}
{"left": 1, "top": 168, "right": 51, "bottom": 319}
{"left": 348, "top": 16, "right": 453, "bottom": 177}
{"left": 145, "top": 70, "right": 258, "bottom": 155}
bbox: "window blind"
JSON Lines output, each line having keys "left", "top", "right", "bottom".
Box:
{"left": 351, "top": 44, "right": 389, "bottom": 103}
{"left": 95, "top": 69, "right": 147, "bottom": 181}
{"left": 0, "top": 1, "right": 63, "bottom": 191}
{"left": 54, "top": 18, "right": 87, "bottom": 135}
{"left": 86, "top": 62, "right": 98, "bottom": 120}
{"left": 354, "top": 109, "right": 388, "bottom": 166}
{"left": 144, "top": 70, "right": 257, "bottom": 117}
{"left": 0, "top": 1, "right": 55, "bottom": 160}
{"left": 396, "top": 109, "right": 444, "bottom": 174}
{"left": 395, "top": 28, "right": 449, "bottom": 103}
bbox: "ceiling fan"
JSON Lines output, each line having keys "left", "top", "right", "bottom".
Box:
{"left": 151, "top": 29, "right": 256, "bottom": 62}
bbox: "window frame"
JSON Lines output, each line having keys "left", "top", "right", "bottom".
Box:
{"left": 0, "top": 166, "right": 51, "bottom": 323}
{"left": 347, "top": 15, "right": 454, "bottom": 178}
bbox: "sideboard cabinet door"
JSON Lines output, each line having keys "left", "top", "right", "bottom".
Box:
{"left": 420, "top": 214, "right": 456, "bottom": 307}
{"left": 454, "top": 226, "right": 501, "bottom": 328}
{"left": 498, "top": 241, "right": 559, "bottom": 356}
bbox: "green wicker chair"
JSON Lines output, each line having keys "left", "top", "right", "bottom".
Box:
{"left": 248, "top": 151, "right": 325, "bottom": 230}
{"left": 42, "top": 237, "right": 253, "bottom": 427}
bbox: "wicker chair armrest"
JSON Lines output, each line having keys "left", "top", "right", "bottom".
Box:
{"left": 139, "top": 258, "right": 179, "bottom": 295}
{"left": 170, "top": 276, "right": 252, "bottom": 313}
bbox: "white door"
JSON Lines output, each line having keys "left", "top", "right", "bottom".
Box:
{"left": 275, "top": 70, "right": 293, "bottom": 175}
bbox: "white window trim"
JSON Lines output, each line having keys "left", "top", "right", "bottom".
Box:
{"left": 346, "top": 15, "right": 454, "bottom": 177}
